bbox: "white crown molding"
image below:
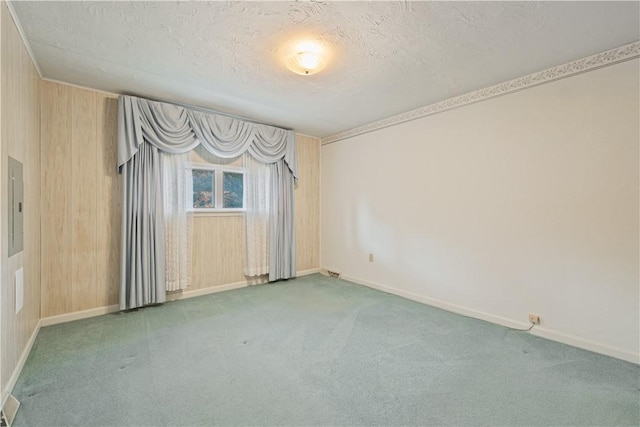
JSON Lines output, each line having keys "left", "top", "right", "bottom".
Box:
{"left": 5, "top": 1, "right": 43, "bottom": 78}
{"left": 41, "top": 77, "right": 119, "bottom": 98}
{"left": 322, "top": 41, "right": 640, "bottom": 145}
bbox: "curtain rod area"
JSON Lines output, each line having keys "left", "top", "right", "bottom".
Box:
{"left": 121, "top": 92, "right": 294, "bottom": 132}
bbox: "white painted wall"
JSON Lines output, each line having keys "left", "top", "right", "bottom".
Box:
{"left": 321, "top": 59, "right": 639, "bottom": 363}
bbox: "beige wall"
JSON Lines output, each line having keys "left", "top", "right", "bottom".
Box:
{"left": 0, "top": 3, "right": 41, "bottom": 399}
{"left": 322, "top": 59, "right": 639, "bottom": 362}
{"left": 40, "top": 82, "right": 321, "bottom": 315}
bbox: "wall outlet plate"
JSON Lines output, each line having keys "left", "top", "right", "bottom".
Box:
{"left": 528, "top": 314, "right": 540, "bottom": 324}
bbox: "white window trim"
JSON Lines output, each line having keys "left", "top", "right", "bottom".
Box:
{"left": 187, "top": 162, "right": 245, "bottom": 214}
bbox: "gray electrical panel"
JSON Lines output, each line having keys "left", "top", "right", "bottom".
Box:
{"left": 8, "top": 156, "right": 24, "bottom": 256}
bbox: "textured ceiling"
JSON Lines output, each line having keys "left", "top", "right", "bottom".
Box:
{"left": 10, "top": 1, "right": 640, "bottom": 138}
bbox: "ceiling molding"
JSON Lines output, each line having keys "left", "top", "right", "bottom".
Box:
{"left": 41, "top": 77, "right": 119, "bottom": 98}
{"left": 321, "top": 41, "right": 640, "bottom": 146}
{"left": 5, "top": 1, "right": 43, "bottom": 78}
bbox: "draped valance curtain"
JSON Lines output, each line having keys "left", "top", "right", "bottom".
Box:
{"left": 117, "top": 95, "right": 297, "bottom": 310}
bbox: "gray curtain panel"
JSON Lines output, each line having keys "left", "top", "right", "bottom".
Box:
{"left": 269, "top": 160, "right": 296, "bottom": 281}
{"left": 120, "top": 142, "right": 166, "bottom": 309}
{"left": 118, "top": 95, "right": 298, "bottom": 310}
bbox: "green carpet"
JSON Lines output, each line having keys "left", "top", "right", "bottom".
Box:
{"left": 12, "top": 274, "right": 639, "bottom": 426}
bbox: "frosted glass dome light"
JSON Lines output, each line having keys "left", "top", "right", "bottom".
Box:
{"left": 287, "top": 51, "right": 326, "bottom": 75}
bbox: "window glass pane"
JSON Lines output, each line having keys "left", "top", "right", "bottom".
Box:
{"left": 192, "top": 169, "right": 214, "bottom": 208}
{"left": 223, "top": 172, "right": 243, "bottom": 208}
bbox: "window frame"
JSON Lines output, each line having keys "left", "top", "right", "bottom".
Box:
{"left": 187, "top": 162, "right": 246, "bottom": 214}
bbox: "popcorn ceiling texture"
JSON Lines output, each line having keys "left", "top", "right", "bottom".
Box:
{"left": 10, "top": 1, "right": 640, "bottom": 137}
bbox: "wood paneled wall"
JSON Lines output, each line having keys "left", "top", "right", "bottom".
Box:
{"left": 294, "top": 134, "right": 320, "bottom": 271}
{"left": 1, "top": 3, "right": 41, "bottom": 397}
{"left": 40, "top": 84, "right": 321, "bottom": 315}
{"left": 191, "top": 215, "right": 246, "bottom": 288}
{"left": 40, "top": 82, "right": 120, "bottom": 317}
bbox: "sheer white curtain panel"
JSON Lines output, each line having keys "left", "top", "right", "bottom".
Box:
{"left": 162, "top": 152, "right": 192, "bottom": 291}
{"left": 243, "top": 152, "right": 270, "bottom": 276}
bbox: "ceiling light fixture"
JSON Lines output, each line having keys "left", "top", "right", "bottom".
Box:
{"left": 283, "top": 40, "right": 328, "bottom": 76}
{"left": 287, "top": 51, "right": 325, "bottom": 75}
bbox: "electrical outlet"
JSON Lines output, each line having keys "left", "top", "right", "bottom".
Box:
{"left": 528, "top": 314, "right": 540, "bottom": 324}
{"left": 369, "top": 253, "right": 374, "bottom": 262}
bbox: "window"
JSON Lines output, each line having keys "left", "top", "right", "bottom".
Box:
{"left": 188, "top": 163, "right": 244, "bottom": 212}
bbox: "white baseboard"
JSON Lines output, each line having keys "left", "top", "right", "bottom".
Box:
{"left": 339, "top": 273, "right": 639, "bottom": 365}
{"left": 40, "top": 305, "right": 120, "bottom": 327}
{"left": 341, "top": 274, "right": 526, "bottom": 330}
{"left": 1, "top": 320, "right": 41, "bottom": 410}
{"left": 167, "top": 280, "right": 250, "bottom": 301}
{"left": 298, "top": 268, "right": 321, "bottom": 277}
{"left": 166, "top": 268, "right": 320, "bottom": 302}
{"left": 530, "top": 327, "right": 639, "bottom": 364}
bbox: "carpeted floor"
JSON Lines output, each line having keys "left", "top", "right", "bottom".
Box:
{"left": 12, "top": 274, "right": 639, "bottom": 426}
